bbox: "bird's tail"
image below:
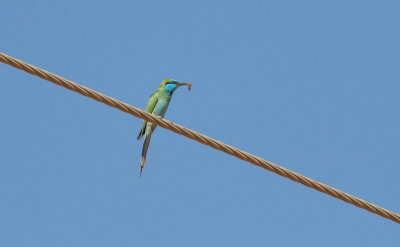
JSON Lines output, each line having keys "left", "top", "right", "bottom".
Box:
{"left": 140, "top": 134, "right": 152, "bottom": 177}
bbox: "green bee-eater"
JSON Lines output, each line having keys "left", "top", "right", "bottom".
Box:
{"left": 137, "top": 78, "right": 192, "bottom": 177}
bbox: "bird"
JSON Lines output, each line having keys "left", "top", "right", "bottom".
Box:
{"left": 137, "top": 78, "right": 192, "bottom": 177}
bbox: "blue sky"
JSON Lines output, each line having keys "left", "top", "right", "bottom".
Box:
{"left": 1, "top": 1, "right": 399, "bottom": 246}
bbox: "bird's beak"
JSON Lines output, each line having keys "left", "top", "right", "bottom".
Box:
{"left": 177, "top": 82, "right": 192, "bottom": 91}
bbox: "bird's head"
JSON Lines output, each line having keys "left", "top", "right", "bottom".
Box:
{"left": 160, "top": 78, "right": 192, "bottom": 93}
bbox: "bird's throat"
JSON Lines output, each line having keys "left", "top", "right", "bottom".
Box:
{"left": 164, "top": 84, "right": 178, "bottom": 95}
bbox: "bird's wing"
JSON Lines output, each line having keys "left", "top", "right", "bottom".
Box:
{"left": 152, "top": 97, "right": 171, "bottom": 117}
{"left": 137, "top": 92, "right": 158, "bottom": 140}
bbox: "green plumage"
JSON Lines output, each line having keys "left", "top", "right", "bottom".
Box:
{"left": 137, "top": 78, "right": 192, "bottom": 177}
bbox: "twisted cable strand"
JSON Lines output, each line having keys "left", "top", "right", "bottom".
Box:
{"left": 1, "top": 51, "right": 399, "bottom": 224}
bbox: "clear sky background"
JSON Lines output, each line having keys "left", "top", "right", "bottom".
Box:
{"left": 1, "top": 1, "right": 399, "bottom": 246}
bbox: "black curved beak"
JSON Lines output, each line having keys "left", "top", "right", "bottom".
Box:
{"left": 177, "top": 82, "right": 192, "bottom": 91}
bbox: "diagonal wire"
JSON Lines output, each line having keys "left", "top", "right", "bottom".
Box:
{"left": 1, "top": 51, "right": 399, "bottom": 224}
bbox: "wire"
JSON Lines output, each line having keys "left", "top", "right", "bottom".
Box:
{"left": 1, "top": 51, "right": 399, "bottom": 224}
